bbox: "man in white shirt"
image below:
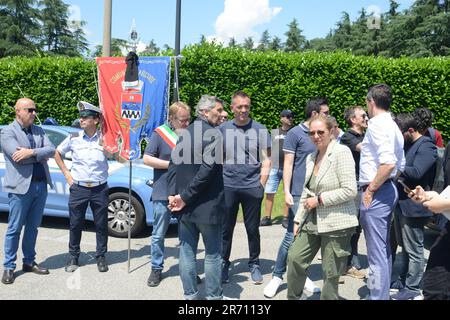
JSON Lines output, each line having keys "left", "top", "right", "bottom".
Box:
{"left": 359, "top": 84, "right": 405, "bottom": 300}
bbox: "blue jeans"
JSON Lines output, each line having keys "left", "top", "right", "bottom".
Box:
{"left": 360, "top": 181, "right": 398, "bottom": 300}
{"left": 396, "top": 213, "right": 429, "bottom": 293}
{"left": 273, "top": 195, "right": 300, "bottom": 279}
{"left": 264, "top": 168, "right": 283, "bottom": 194}
{"left": 179, "top": 219, "right": 222, "bottom": 300}
{"left": 151, "top": 201, "right": 171, "bottom": 270}
{"left": 3, "top": 181, "right": 47, "bottom": 270}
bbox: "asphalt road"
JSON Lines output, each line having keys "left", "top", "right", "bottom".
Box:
{"left": 0, "top": 214, "right": 436, "bottom": 300}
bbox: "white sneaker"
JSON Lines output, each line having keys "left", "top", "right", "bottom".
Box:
{"left": 264, "top": 276, "right": 283, "bottom": 298}
{"left": 304, "top": 277, "right": 321, "bottom": 293}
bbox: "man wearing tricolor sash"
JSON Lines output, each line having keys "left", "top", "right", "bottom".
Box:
{"left": 143, "top": 102, "right": 191, "bottom": 287}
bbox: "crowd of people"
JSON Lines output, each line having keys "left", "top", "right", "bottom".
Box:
{"left": 1, "top": 84, "right": 449, "bottom": 300}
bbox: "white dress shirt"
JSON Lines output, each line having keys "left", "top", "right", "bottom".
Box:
{"left": 359, "top": 112, "right": 405, "bottom": 185}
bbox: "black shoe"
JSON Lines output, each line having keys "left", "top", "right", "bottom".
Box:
{"left": 260, "top": 216, "right": 272, "bottom": 227}
{"left": 147, "top": 269, "right": 162, "bottom": 287}
{"left": 22, "top": 262, "right": 49, "bottom": 275}
{"left": 1, "top": 269, "right": 14, "bottom": 285}
{"left": 197, "top": 275, "right": 202, "bottom": 284}
{"left": 65, "top": 257, "right": 79, "bottom": 273}
{"left": 281, "top": 217, "right": 289, "bottom": 229}
{"left": 96, "top": 256, "right": 109, "bottom": 273}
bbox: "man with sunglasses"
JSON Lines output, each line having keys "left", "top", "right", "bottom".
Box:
{"left": 54, "top": 102, "right": 111, "bottom": 273}
{"left": 1, "top": 98, "right": 55, "bottom": 285}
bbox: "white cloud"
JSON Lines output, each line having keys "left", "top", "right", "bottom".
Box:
{"left": 212, "top": 0, "right": 282, "bottom": 44}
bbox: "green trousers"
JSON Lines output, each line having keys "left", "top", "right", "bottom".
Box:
{"left": 287, "top": 230, "right": 353, "bottom": 300}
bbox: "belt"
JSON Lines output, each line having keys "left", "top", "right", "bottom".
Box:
{"left": 73, "top": 180, "right": 107, "bottom": 188}
{"left": 360, "top": 179, "right": 393, "bottom": 192}
{"left": 31, "top": 177, "right": 46, "bottom": 182}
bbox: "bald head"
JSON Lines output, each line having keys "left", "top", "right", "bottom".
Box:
{"left": 15, "top": 98, "right": 37, "bottom": 127}
{"left": 15, "top": 98, "right": 35, "bottom": 110}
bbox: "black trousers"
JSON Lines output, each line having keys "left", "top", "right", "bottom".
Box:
{"left": 68, "top": 183, "right": 109, "bottom": 259}
{"left": 222, "top": 186, "right": 264, "bottom": 268}
{"left": 423, "top": 222, "right": 450, "bottom": 300}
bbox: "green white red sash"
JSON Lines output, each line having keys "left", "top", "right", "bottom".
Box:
{"left": 155, "top": 124, "right": 178, "bottom": 149}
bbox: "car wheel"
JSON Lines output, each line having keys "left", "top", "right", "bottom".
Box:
{"left": 107, "top": 192, "right": 145, "bottom": 238}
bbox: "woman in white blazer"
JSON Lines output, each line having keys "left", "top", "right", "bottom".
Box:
{"left": 287, "top": 114, "right": 358, "bottom": 300}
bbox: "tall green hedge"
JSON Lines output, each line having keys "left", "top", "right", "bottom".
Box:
{"left": 0, "top": 57, "right": 98, "bottom": 126}
{"left": 179, "top": 45, "right": 450, "bottom": 141}
{"left": 1, "top": 45, "right": 449, "bottom": 140}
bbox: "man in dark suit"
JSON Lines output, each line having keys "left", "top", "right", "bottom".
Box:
{"left": 391, "top": 113, "right": 437, "bottom": 300}
{"left": 168, "top": 95, "right": 225, "bottom": 300}
{"left": 1, "top": 98, "right": 55, "bottom": 285}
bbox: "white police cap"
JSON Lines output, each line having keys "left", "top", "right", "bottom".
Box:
{"left": 77, "top": 101, "right": 102, "bottom": 116}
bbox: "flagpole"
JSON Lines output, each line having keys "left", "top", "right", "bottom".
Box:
{"left": 102, "top": 0, "right": 112, "bottom": 57}
{"left": 128, "top": 159, "right": 132, "bottom": 273}
{"left": 173, "top": 0, "right": 181, "bottom": 102}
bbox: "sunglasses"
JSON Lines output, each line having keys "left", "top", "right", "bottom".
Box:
{"left": 23, "top": 108, "right": 37, "bottom": 113}
{"left": 308, "top": 130, "right": 326, "bottom": 137}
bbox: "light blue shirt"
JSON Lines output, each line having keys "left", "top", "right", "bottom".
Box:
{"left": 57, "top": 131, "right": 108, "bottom": 183}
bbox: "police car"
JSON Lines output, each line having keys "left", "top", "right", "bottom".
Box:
{"left": 0, "top": 125, "right": 176, "bottom": 237}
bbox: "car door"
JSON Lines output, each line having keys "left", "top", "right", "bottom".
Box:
{"left": 43, "top": 128, "right": 72, "bottom": 215}
{"left": 0, "top": 133, "right": 10, "bottom": 212}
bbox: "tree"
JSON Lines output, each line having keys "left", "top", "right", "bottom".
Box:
{"left": 284, "top": 19, "right": 306, "bottom": 52}
{"left": 228, "top": 37, "right": 237, "bottom": 48}
{"left": 140, "top": 39, "right": 160, "bottom": 55}
{"left": 389, "top": 0, "right": 400, "bottom": 16}
{"left": 257, "top": 30, "right": 270, "bottom": 51}
{"left": 93, "top": 38, "right": 128, "bottom": 57}
{"left": 0, "top": 0, "right": 41, "bottom": 57}
{"left": 269, "top": 36, "right": 283, "bottom": 51}
{"left": 70, "top": 21, "right": 89, "bottom": 56}
{"left": 39, "top": 0, "right": 74, "bottom": 55}
{"left": 243, "top": 37, "right": 254, "bottom": 50}
{"left": 333, "top": 12, "right": 352, "bottom": 49}
{"left": 199, "top": 34, "right": 206, "bottom": 44}
{"left": 38, "top": 0, "right": 88, "bottom": 57}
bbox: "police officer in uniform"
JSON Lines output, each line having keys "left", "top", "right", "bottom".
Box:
{"left": 54, "top": 102, "right": 110, "bottom": 273}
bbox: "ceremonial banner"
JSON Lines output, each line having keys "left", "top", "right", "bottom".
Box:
{"left": 97, "top": 56, "right": 171, "bottom": 160}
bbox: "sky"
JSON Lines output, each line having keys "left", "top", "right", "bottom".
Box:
{"left": 65, "top": 0, "right": 415, "bottom": 52}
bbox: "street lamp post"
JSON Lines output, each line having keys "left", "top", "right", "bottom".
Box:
{"left": 103, "top": 0, "right": 112, "bottom": 57}
{"left": 173, "top": 0, "right": 181, "bottom": 102}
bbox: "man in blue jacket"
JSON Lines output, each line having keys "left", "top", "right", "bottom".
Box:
{"left": 1, "top": 98, "right": 55, "bottom": 285}
{"left": 392, "top": 113, "right": 437, "bottom": 300}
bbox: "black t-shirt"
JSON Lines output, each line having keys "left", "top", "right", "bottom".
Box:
{"left": 144, "top": 130, "right": 173, "bottom": 201}
{"left": 340, "top": 129, "right": 364, "bottom": 181}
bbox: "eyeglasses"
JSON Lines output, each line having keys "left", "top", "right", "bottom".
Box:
{"left": 23, "top": 108, "right": 37, "bottom": 113}
{"left": 175, "top": 117, "right": 191, "bottom": 123}
{"left": 308, "top": 130, "right": 326, "bottom": 137}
